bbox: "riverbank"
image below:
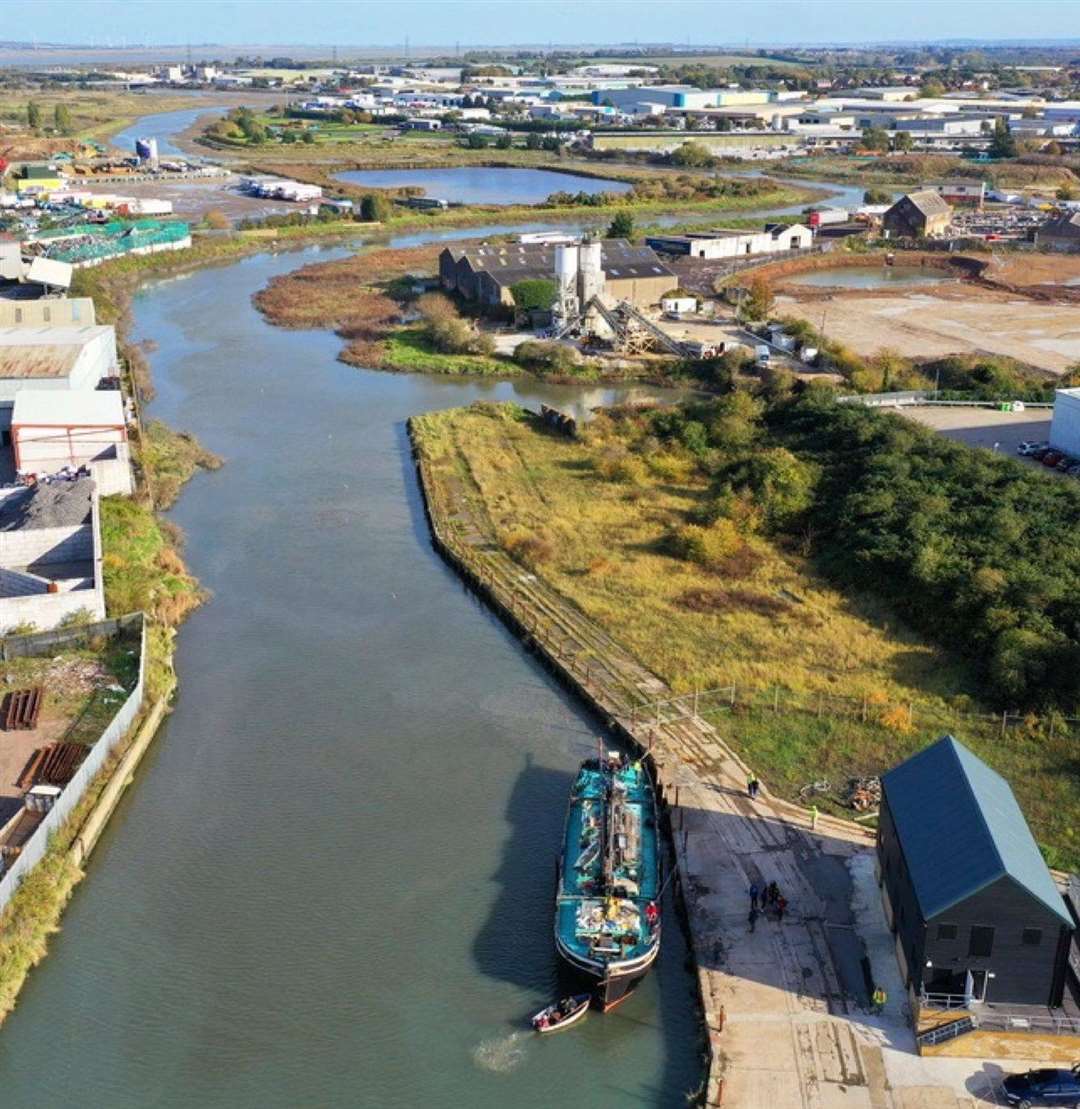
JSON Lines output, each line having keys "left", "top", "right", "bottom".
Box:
{"left": 408, "top": 401, "right": 1080, "bottom": 869}
{"left": 407, "top": 401, "right": 916, "bottom": 1107}
{"left": 0, "top": 226, "right": 229, "bottom": 1024}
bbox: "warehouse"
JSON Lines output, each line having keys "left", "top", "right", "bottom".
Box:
{"left": 878, "top": 735, "right": 1073, "bottom": 1009}
{"left": 1050, "top": 387, "right": 1080, "bottom": 455}
{"left": 439, "top": 239, "right": 674, "bottom": 309}
{"left": 0, "top": 326, "right": 119, "bottom": 431}
{"left": 0, "top": 297, "right": 96, "bottom": 328}
{"left": 921, "top": 180, "right": 986, "bottom": 206}
{"left": 882, "top": 191, "right": 953, "bottom": 238}
{"left": 646, "top": 222, "right": 812, "bottom": 259}
{"left": 11, "top": 390, "right": 132, "bottom": 494}
{"left": 1034, "top": 212, "right": 1080, "bottom": 252}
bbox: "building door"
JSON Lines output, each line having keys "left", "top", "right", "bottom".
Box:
{"left": 964, "top": 969, "right": 989, "bottom": 1004}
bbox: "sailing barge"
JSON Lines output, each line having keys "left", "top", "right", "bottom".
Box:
{"left": 554, "top": 753, "right": 661, "bottom": 1010}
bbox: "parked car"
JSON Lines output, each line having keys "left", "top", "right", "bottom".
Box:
{"left": 1058, "top": 457, "right": 1075, "bottom": 472}
{"left": 1018, "top": 441, "right": 1048, "bottom": 456}
{"left": 1032, "top": 446, "right": 1052, "bottom": 460}
{"left": 1043, "top": 451, "right": 1064, "bottom": 467}
{"left": 1002, "top": 1064, "right": 1080, "bottom": 1107}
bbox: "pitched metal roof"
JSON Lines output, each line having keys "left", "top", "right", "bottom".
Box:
{"left": 895, "top": 189, "right": 952, "bottom": 218}
{"left": 1039, "top": 212, "right": 1080, "bottom": 238}
{"left": 882, "top": 735, "right": 1070, "bottom": 925}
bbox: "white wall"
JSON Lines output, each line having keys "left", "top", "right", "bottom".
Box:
{"left": 14, "top": 423, "right": 126, "bottom": 471}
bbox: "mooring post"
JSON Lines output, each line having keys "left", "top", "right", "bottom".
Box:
{"left": 693, "top": 687, "right": 700, "bottom": 718}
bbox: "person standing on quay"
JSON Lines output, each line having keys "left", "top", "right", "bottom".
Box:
{"left": 747, "top": 773, "right": 760, "bottom": 801}
{"left": 749, "top": 882, "right": 759, "bottom": 910}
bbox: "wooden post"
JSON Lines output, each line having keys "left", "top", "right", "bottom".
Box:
{"left": 675, "top": 786, "right": 680, "bottom": 808}
{"left": 729, "top": 685, "right": 736, "bottom": 708}
{"left": 693, "top": 687, "right": 700, "bottom": 718}
{"left": 861, "top": 696, "right": 867, "bottom": 723}
{"left": 817, "top": 693, "right": 823, "bottom": 719}
{"left": 1001, "top": 710, "right": 1008, "bottom": 738}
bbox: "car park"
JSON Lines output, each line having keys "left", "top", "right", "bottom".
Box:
{"left": 1002, "top": 1064, "right": 1080, "bottom": 1106}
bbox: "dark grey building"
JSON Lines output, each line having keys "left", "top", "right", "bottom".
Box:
{"left": 878, "top": 735, "right": 1072, "bottom": 1008}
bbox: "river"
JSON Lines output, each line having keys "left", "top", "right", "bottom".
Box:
{"left": 0, "top": 243, "right": 703, "bottom": 1108}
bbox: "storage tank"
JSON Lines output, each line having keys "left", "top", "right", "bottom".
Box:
{"left": 578, "top": 239, "right": 604, "bottom": 303}
{"left": 134, "top": 137, "right": 159, "bottom": 167}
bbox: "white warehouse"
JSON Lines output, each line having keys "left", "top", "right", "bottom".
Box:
{"left": 1050, "top": 387, "right": 1080, "bottom": 457}
{"left": 0, "top": 326, "right": 119, "bottom": 431}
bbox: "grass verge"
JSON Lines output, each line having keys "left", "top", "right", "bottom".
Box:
{"left": 412, "top": 402, "right": 1080, "bottom": 868}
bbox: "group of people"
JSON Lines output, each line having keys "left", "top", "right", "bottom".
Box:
{"left": 747, "top": 880, "right": 788, "bottom": 931}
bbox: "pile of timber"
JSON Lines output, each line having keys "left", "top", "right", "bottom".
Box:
{"left": 3, "top": 687, "right": 42, "bottom": 731}
{"left": 16, "top": 742, "right": 87, "bottom": 789}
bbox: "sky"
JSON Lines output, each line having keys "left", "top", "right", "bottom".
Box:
{"left": 9, "top": 0, "right": 1080, "bottom": 50}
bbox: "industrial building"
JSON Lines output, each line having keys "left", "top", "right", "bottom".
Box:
{"left": 439, "top": 239, "right": 674, "bottom": 310}
{"left": 0, "top": 298, "right": 96, "bottom": 329}
{"left": 11, "top": 390, "right": 132, "bottom": 495}
{"left": 0, "top": 326, "right": 119, "bottom": 432}
{"left": 878, "top": 736, "right": 1073, "bottom": 1009}
{"left": 1034, "top": 212, "right": 1080, "bottom": 252}
{"left": 0, "top": 478, "right": 105, "bottom": 632}
{"left": 1050, "top": 387, "right": 1080, "bottom": 456}
{"left": 646, "top": 222, "right": 812, "bottom": 260}
{"left": 921, "top": 180, "right": 986, "bottom": 206}
{"left": 882, "top": 191, "right": 953, "bottom": 239}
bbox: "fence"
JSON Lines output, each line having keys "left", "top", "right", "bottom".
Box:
{"left": 630, "top": 681, "right": 1080, "bottom": 745}
{"left": 0, "top": 612, "right": 146, "bottom": 915}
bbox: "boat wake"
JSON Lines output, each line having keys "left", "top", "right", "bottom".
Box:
{"left": 472, "top": 1031, "right": 528, "bottom": 1073}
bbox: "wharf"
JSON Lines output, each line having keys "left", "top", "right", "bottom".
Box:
{"left": 410, "top": 420, "right": 986, "bottom": 1108}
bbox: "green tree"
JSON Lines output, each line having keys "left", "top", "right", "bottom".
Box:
{"left": 359, "top": 193, "right": 391, "bottom": 222}
{"left": 989, "top": 116, "right": 1017, "bottom": 159}
{"left": 744, "top": 275, "right": 774, "bottom": 321}
{"left": 301, "top": 129, "right": 316, "bottom": 144}
{"left": 919, "top": 78, "right": 946, "bottom": 97}
{"left": 670, "top": 140, "right": 714, "bottom": 168}
{"left": 525, "top": 131, "right": 542, "bottom": 150}
{"left": 53, "top": 103, "right": 73, "bottom": 134}
{"left": 1056, "top": 183, "right": 1077, "bottom": 202}
{"left": 509, "top": 278, "right": 558, "bottom": 312}
{"left": 465, "top": 132, "right": 489, "bottom": 149}
{"left": 891, "top": 131, "right": 914, "bottom": 152}
{"left": 26, "top": 101, "right": 41, "bottom": 131}
{"left": 606, "top": 211, "right": 635, "bottom": 239}
{"left": 861, "top": 125, "right": 890, "bottom": 152}
{"left": 864, "top": 187, "right": 892, "bottom": 205}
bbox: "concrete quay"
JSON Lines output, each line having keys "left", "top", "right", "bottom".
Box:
{"left": 409, "top": 423, "right": 1033, "bottom": 1108}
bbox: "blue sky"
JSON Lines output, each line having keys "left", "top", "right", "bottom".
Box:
{"left": 12, "top": 0, "right": 1080, "bottom": 48}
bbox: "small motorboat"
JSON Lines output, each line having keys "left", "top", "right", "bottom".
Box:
{"left": 531, "top": 994, "right": 590, "bottom": 1034}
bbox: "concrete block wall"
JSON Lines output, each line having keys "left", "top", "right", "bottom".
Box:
{"left": 0, "top": 567, "right": 50, "bottom": 598}
{"left": 0, "top": 589, "right": 103, "bottom": 634}
{"left": 0, "top": 524, "right": 93, "bottom": 569}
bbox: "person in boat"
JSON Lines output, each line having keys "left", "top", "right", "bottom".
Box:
{"left": 645, "top": 901, "right": 659, "bottom": 928}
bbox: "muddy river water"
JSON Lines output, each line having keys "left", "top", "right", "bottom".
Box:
{"left": 0, "top": 242, "right": 704, "bottom": 1108}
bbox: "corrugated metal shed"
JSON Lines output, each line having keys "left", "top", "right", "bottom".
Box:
{"left": 882, "top": 735, "right": 1070, "bottom": 925}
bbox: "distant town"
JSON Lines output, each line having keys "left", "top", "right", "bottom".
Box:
{"left": 2, "top": 30, "right": 1080, "bottom": 1109}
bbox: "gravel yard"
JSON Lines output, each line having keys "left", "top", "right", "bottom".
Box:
{"left": 775, "top": 286, "right": 1080, "bottom": 374}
